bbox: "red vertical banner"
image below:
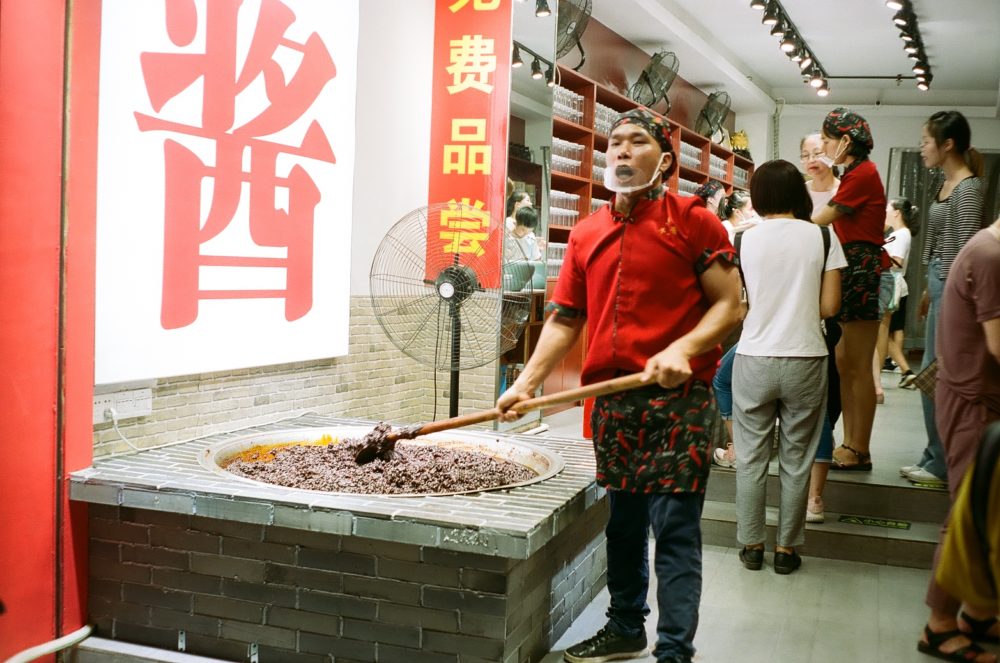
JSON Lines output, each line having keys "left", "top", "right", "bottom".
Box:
{"left": 426, "top": 0, "right": 512, "bottom": 288}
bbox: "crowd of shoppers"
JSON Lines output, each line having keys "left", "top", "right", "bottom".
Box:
{"left": 498, "top": 105, "right": 997, "bottom": 663}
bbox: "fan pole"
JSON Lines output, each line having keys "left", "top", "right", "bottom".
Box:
{"left": 449, "top": 302, "right": 461, "bottom": 418}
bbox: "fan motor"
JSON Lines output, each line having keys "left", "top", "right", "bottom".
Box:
{"left": 434, "top": 265, "right": 479, "bottom": 304}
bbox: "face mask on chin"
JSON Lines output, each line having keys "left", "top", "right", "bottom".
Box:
{"left": 604, "top": 154, "right": 666, "bottom": 194}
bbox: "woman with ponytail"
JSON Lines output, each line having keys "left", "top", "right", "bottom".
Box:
{"left": 902, "top": 110, "right": 986, "bottom": 488}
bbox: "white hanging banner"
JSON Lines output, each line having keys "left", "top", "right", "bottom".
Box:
{"left": 94, "top": 0, "right": 358, "bottom": 384}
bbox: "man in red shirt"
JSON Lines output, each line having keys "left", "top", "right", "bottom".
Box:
{"left": 497, "top": 108, "right": 742, "bottom": 663}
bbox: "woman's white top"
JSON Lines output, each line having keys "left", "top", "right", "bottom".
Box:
{"left": 737, "top": 217, "right": 847, "bottom": 357}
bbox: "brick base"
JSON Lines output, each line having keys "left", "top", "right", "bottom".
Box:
{"left": 88, "top": 499, "right": 608, "bottom": 663}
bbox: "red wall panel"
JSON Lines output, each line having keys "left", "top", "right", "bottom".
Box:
{"left": 0, "top": 0, "right": 95, "bottom": 657}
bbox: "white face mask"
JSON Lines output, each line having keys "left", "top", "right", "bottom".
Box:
{"left": 603, "top": 154, "right": 666, "bottom": 194}
{"left": 818, "top": 137, "right": 848, "bottom": 168}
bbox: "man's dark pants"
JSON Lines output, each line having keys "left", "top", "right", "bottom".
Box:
{"left": 604, "top": 489, "right": 705, "bottom": 663}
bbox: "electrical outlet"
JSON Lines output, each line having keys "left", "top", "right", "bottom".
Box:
{"left": 92, "top": 394, "right": 115, "bottom": 424}
{"left": 92, "top": 388, "right": 153, "bottom": 424}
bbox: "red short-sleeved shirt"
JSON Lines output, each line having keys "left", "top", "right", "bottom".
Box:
{"left": 551, "top": 188, "right": 735, "bottom": 386}
{"left": 829, "top": 159, "right": 887, "bottom": 245}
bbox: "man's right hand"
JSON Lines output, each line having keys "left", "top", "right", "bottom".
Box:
{"left": 496, "top": 382, "right": 534, "bottom": 422}
{"left": 918, "top": 290, "right": 930, "bottom": 321}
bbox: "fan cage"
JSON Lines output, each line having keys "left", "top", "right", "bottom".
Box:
{"left": 555, "top": 0, "right": 592, "bottom": 59}
{"left": 369, "top": 203, "right": 534, "bottom": 372}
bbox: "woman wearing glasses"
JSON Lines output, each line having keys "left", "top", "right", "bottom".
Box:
{"left": 801, "top": 132, "right": 840, "bottom": 209}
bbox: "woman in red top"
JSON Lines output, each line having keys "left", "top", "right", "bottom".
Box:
{"left": 812, "top": 108, "right": 887, "bottom": 471}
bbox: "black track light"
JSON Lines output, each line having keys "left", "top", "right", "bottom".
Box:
{"left": 900, "top": 30, "right": 914, "bottom": 42}
{"left": 511, "top": 44, "right": 523, "bottom": 68}
{"left": 535, "top": 0, "right": 551, "bottom": 17}
{"left": 530, "top": 57, "right": 543, "bottom": 79}
{"left": 912, "top": 60, "right": 928, "bottom": 75}
{"left": 780, "top": 32, "right": 798, "bottom": 53}
{"left": 761, "top": 2, "right": 779, "bottom": 26}
{"left": 799, "top": 53, "right": 813, "bottom": 70}
{"left": 893, "top": 10, "right": 910, "bottom": 26}
{"left": 750, "top": 0, "right": 767, "bottom": 9}
{"left": 816, "top": 81, "right": 830, "bottom": 97}
{"left": 886, "top": 0, "right": 904, "bottom": 9}
{"left": 545, "top": 65, "right": 555, "bottom": 87}
{"left": 770, "top": 21, "right": 786, "bottom": 39}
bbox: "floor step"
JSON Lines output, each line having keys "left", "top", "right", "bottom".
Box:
{"left": 701, "top": 499, "right": 938, "bottom": 569}
{"left": 72, "top": 637, "right": 232, "bottom": 663}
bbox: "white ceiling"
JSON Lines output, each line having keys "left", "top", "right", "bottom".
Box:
{"left": 590, "top": 0, "right": 1000, "bottom": 113}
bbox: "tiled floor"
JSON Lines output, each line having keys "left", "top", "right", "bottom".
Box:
{"left": 536, "top": 371, "right": 1000, "bottom": 662}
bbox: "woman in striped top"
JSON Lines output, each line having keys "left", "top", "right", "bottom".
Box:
{"left": 900, "top": 110, "right": 985, "bottom": 488}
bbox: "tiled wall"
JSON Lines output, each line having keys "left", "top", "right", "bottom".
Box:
{"left": 94, "top": 297, "right": 501, "bottom": 457}
{"left": 88, "top": 499, "right": 608, "bottom": 662}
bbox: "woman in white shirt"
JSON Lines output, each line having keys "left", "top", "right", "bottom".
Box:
{"left": 800, "top": 132, "right": 840, "bottom": 210}
{"left": 732, "top": 160, "right": 846, "bottom": 574}
{"left": 875, "top": 199, "right": 919, "bottom": 393}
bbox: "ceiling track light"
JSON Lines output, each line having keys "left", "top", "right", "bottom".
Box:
{"left": 761, "top": 2, "right": 780, "bottom": 25}
{"left": 816, "top": 82, "right": 830, "bottom": 97}
{"left": 885, "top": 0, "right": 905, "bottom": 9}
{"left": 808, "top": 68, "right": 825, "bottom": 87}
{"left": 750, "top": 0, "right": 767, "bottom": 9}
{"left": 535, "top": 0, "right": 551, "bottom": 17}
{"left": 770, "top": 21, "right": 786, "bottom": 38}
{"left": 893, "top": 10, "right": 910, "bottom": 26}
{"left": 545, "top": 64, "right": 555, "bottom": 87}
{"left": 904, "top": 42, "right": 919, "bottom": 55}
{"left": 900, "top": 31, "right": 914, "bottom": 42}
{"left": 799, "top": 53, "right": 814, "bottom": 70}
{"left": 530, "top": 57, "right": 543, "bottom": 79}
{"left": 511, "top": 44, "right": 523, "bottom": 68}
{"left": 912, "top": 61, "right": 928, "bottom": 75}
{"left": 780, "top": 32, "right": 798, "bottom": 53}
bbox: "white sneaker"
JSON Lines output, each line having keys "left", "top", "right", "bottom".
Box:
{"left": 904, "top": 467, "right": 947, "bottom": 487}
{"left": 806, "top": 497, "right": 825, "bottom": 523}
{"left": 713, "top": 443, "right": 736, "bottom": 469}
{"left": 899, "top": 464, "right": 922, "bottom": 477}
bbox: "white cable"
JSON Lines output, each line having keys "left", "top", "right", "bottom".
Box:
{"left": 106, "top": 407, "right": 143, "bottom": 453}
{"left": 4, "top": 624, "right": 93, "bottom": 663}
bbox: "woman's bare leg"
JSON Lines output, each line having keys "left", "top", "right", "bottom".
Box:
{"left": 835, "top": 320, "right": 880, "bottom": 461}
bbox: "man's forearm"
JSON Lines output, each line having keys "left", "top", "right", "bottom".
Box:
{"left": 668, "top": 297, "right": 742, "bottom": 360}
{"left": 514, "top": 315, "right": 585, "bottom": 392}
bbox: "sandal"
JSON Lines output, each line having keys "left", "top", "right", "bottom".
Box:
{"left": 960, "top": 611, "right": 1000, "bottom": 644}
{"left": 830, "top": 444, "right": 873, "bottom": 471}
{"left": 918, "top": 625, "right": 992, "bottom": 662}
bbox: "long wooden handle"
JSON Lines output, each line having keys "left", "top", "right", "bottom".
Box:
{"left": 402, "top": 372, "right": 648, "bottom": 439}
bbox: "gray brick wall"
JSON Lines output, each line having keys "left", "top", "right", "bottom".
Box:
{"left": 88, "top": 501, "right": 607, "bottom": 662}
{"left": 94, "top": 297, "right": 509, "bottom": 457}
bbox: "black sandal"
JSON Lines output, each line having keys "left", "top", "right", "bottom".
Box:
{"left": 830, "top": 444, "right": 873, "bottom": 471}
{"left": 918, "top": 625, "right": 990, "bottom": 661}
{"left": 960, "top": 611, "right": 1000, "bottom": 644}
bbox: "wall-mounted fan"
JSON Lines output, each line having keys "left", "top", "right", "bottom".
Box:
{"left": 369, "top": 203, "right": 534, "bottom": 418}
{"left": 556, "top": 0, "right": 592, "bottom": 71}
{"left": 694, "top": 90, "right": 732, "bottom": 143}
{"left": 627, "top": 50, "right": 680, "bottom": 113}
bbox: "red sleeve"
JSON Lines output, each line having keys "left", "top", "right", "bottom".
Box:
{"left": 685, "top": 202, "right": 737, "bottom": 274}
{"left": 830, "top": 162, "right": 875, "bottom": 215}
{"left": 549, "top": 230, "right": 587, "bottom": 317}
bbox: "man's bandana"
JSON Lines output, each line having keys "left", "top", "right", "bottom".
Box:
{"left": 823, "top": 107, "right": 874, "bottom": 151}
{"left": 610, "top": 108, "right": 673, "bottom": 153}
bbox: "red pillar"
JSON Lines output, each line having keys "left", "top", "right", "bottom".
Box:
{"left": 0, "top": 0, "right": 95, "bottom": 657}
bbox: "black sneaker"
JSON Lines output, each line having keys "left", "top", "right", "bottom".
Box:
{"left": 774, "top": 550, "right": 802, "bottom": 575}
{"left": 563, "top": 625, "right": 648, "bottom": 662}
{"left": 899, "top": 370, "right": 917, "bottom": 389}
{"left": 739, "top": 546, "right": 764, "bottom": 570}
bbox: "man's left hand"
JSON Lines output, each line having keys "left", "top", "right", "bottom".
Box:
{"left": 641, "top": 344, "right": 692, "bottom": 388}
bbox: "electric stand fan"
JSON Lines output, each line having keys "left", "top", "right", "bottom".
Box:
{"left": 369, "top": 202, "right": 535, "bottom": 418}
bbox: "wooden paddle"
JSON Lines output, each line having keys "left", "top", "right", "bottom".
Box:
{"left": 354, "top": 371, "right": 649, "bottom": 464}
